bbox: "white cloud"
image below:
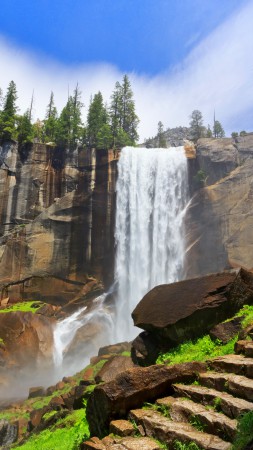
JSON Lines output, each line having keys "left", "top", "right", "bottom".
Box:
{"left": 0, "top": 0, "right": 253, "bottom": 141}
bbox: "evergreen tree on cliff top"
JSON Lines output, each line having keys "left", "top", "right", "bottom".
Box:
{"left": 157, "top": 121, "right": 167, "bottom": 148}
{"left": 110, "top": 75, "right": 139, "bottom": 148}
{"left": 213, "top": 120, "right": 225, "bottom": 138}
{"left": 86, "top": 91, "right": 108, "bottom": 148}
{"left": 189, "top": 110, "right": 205, "bottom": 142}
{"left": 44, "top": 92, "right": 58, "bottom": 143}
{"left": 56, "top": 84, "right": 83, "bottom": 149}
{"left": 0, "top": 80, "right": 18, "bottom": 141}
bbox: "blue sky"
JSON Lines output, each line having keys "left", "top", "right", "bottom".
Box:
{"left": 0, "top": 0, "right": 246, "bottom": 74}
{"left": 0, "top": 0, "right": 252, "bottom": 140}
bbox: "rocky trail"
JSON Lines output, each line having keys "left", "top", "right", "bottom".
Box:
{"left": 83, "top": 334, "right": 253, "bottom": 449}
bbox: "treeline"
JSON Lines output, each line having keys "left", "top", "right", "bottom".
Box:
{"left": 0, "top": 75, "right": 139, "bottom": 150}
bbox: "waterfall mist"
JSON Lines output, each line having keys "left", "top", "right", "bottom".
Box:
{"left": 114, "top": 146, "right": 188, "bottom": 340}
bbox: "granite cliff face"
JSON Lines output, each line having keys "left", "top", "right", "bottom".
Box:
{"left": 185, "top": 133, "right": 253, "bottom": 277}
{"left": 0, "top": 142, "right": 117, "bottom": 301}
{"left": 1, "top": 136, "right": 253, "bottom": 301}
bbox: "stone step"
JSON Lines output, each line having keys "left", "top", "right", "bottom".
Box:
{"left": 156, "top": 396, "right": 237, "bottom": 441}
{"left": 235, "top": 340, "right": 253, "bottom": 357}
{"left": 208, "top": 355, "right": 253, "bottom": 377}
{"left": 109, "top": 419, "right": 136, "bottom": 437}
{"left": 82, "top": 435, "right": 161, "bottom": 449}
{"left": 128, "top": 408, "right": 231, "bottom": 450}
{"left": 199, "top": 372, "right": 253, "bottom": 401}
{"left": 172, "top": 383, "right": 253, "bottom": 419}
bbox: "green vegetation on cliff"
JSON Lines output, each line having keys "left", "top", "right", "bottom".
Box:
{"left": 0, "top": 301, "right": 43, "bottom": 314}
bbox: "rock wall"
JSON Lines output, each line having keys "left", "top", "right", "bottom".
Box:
{"left": 185, "top": 134, "right": 253, "bottom": 278}
{"left": 1, "top": 135, "right": 253, "bottom": 302}
{"left": 0, "top": 141, "right": 118, "bottom": 295}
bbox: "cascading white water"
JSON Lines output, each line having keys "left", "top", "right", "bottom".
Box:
{"left": 53, "top": 293, "right": 114, "bottom": 377}
{"left": 114, "top": 146, "right": 188, "bottom": 340}
{"left": 53, "top": 146, "right": 188, "bottom": 374}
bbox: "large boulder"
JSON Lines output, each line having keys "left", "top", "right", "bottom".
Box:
{"left": 86, "top": 361, "right": 206, "bottom": 437}
{"left": 0, "top": 311, "right": 54, "bottom": 370}
{"left": 95, "top": 356, "right": 134, "bottom": 383}
{"left": 132, "top": 269, "right": 253, "bottom": 345}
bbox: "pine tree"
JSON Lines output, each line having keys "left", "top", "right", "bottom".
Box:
{"left": 44, "top": 92, "right": 58, "bottom": 143}
{"left": 55, "top": 85, "right": 83, "bottom": 148}
{"left": 86, "top": 91, "right": 108, "bottom": 148}
{"left": 121, "top": 75, "right": 139, "bottom": 143}
{"left": 213, "top": 120, "right": 225, "bottom": 138}
{"left": 0, "top": 80, "right": 18, "bottom": 141}
{"left": 16, "top": 109, "right": 33, "bottom": 146}
{"left": 157, "top": 121, "right": 167, "bottom": 147}
{"left": 110, "top": 81, "right": 122, "bottom": 148}
{"left": 71, "top": 83, "right": 83, "bottom": 147}
{"left": 110, "top": 75, "right": 139, "bottom": 148}
{"left": 206, "top": 124, "right": 213, "bottom": 138}
{"left": 97, "top": 124, "right": 113, "bottom": 150}
{"left": 55, "top": 99, "right": 72, "bottom": 147}
{"left": 189, "top": 110, "right": 204, "bottom": 142}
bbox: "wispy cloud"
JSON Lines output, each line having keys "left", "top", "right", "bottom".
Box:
{"left": 0, "top": 1, "right": 252, "bottom": 141}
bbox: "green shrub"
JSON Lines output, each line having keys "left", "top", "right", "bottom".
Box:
{"left": 232, "top": 411, "right": 253, "bottom": 450}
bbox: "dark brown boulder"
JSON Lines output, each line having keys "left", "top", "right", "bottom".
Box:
{"left": 132, "top": 269, "right": 253, "bottom": 345}
{"left": 86, "top": 361, "right": 206, "bottom": 437}
{"left": 28, "top": 407, "right": 49, "bottom": 430}
{"left": 95, "top": 356, "right": 134, "bottom": 383}
{"left": 131, "top": 331, "right": 160, "bottom": 366}
{"left": 28, "top": 386, "right": 46, "bottom": 399}
{"left": 209, "top": 317, "right": 243, "bottom": 344}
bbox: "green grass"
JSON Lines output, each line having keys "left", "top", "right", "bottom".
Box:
{"left": 189, "top": 415, "right": 206, "bottom": 432}
{"left": 0, "top": 410, "right": 29, "bottom": 421}
{"left": 173, "top": 441, "right": 201, "bottom": 450}
{"left": 156, "top": 335, "right": 237, "bottom": 365}
{"left": 235, "top": 304, "right": 253, "bottom": 328}
{"left": 232, "top": 411, "right": 253, "bottom": 450}
{"left": 0, "top": 301, "right": 43, "bottom": 314}
{"left": 157, "top": 304, "right": 253, "bottom": 366}
{"left": 15, "top": 409, "right": 89, "bottom": 450}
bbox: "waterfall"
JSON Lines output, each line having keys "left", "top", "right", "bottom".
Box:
{"left": 114, "top": 146, "right": 188, "bottom": 341}
{"left": 53, "top": 293, "right": 114, "bottom": 377}
{"left": 53, "top": 146, "right": 188, "bottom": 373}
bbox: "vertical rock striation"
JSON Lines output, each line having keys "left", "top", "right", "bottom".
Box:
{"left": 0, "top": 142, "right": 117, "bottom": 291}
